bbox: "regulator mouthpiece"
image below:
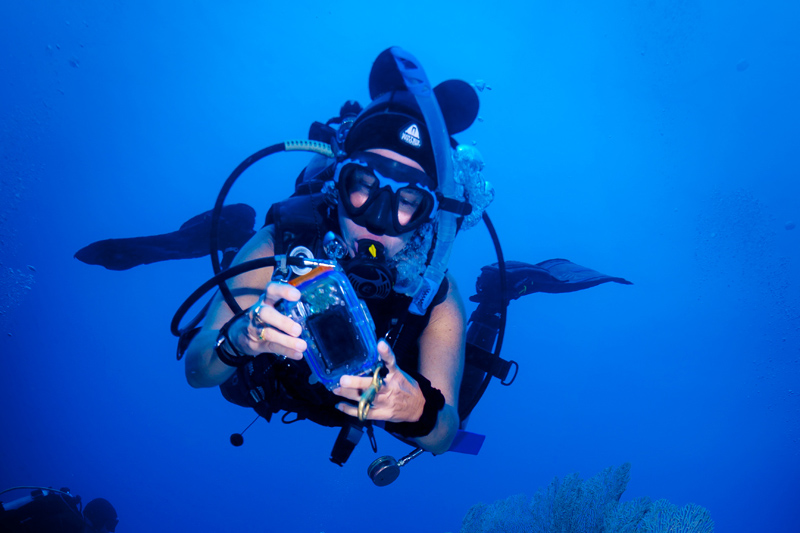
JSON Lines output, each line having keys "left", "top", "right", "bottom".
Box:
{"left": 344, "top": 240, "right": 396, "bottom": 299}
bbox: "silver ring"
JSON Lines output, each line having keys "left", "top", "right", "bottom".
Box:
{"left": 251, "top": 298, "right": 266, "bottom": 328}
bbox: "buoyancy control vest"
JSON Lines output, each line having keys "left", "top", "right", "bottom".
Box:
{"left": 219, "top": 192, "right": 449, "bottom": 428}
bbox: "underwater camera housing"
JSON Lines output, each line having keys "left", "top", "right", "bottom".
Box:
{"left": 277, "top": 262, "right": 380, "bottom": 390}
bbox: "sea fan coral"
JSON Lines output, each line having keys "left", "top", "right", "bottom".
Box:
{"left": 459, "top": 463, "right": 713, "bottom": 533}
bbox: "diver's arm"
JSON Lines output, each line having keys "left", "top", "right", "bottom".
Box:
{"left": 333, "top": 274, "right": 465, "bottom": 453}
{"left": 184, "top": 226, "right": 306, "bottom": 388}
{"left": 413, "top": 273, "right": 466, "bottom": 454}
{"left": 184, "top": 328, "right": 238, "bottom": 387}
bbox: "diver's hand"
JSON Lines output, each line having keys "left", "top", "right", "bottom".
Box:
{"left": 229, "top": 281, "right": 307, "bottom": 360}
{"left": 334, "top": 340, "right": 425, "bottom": 423}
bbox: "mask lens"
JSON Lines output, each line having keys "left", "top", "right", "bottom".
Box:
{"left": 345, "top": 169, "right": 377, "bottom": 210}
{"left": 397, "top": 188, "right": 427, "bottom": 226}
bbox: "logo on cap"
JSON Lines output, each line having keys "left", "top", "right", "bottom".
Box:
{"left": 400, "top": 123, "right": 422, "bottom": 148}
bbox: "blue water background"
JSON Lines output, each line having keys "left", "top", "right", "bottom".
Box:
{"left": 2, "top": 1, "right": 798, "bottom": 532}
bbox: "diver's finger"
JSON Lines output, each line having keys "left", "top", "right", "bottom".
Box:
{"left": 336, "top": 402, "right": 391, "bottom": 421}
{"left": 336, "top": 402, "right": 359, "bottom": 419}
{"left": 263, "top": 281, "right": 301, "bottom": 304}
{"left": 338, "top": 374, "right": 374, "bottom": 390}
{"left": 253, "top": 303, "right": 302, "bottom": 337}
{"left": 332, "top": 387, "right": 362, "bottom": 402}
{"left": 245, "top": 324, "right": 306, "bottom": 360}
{"left": 228, "top": 316, "right": 305, "bottom": 360}
{"left": 377, "top": 339, "right": 397, "bottom": 372}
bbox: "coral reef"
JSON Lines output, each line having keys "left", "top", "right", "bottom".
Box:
{"left": 459, "top": 463, "right": 713, "bottom": 533}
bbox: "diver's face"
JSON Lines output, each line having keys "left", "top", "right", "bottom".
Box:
{"left": 338, "top": 148, "right": 423, "bottom": 258}
{"left": 338, "top": 212, "right": 411, "bottom": 258}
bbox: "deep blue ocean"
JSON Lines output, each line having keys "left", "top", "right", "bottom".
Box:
{"left": 2, "top": 2, "right": 798, "bottom": 532}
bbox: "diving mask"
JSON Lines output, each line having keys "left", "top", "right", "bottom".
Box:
{"left": 335, "top": 151, "right": 438, "bottom": 237}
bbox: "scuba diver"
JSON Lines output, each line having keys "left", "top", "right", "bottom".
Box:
{"left": 0, "top": 486, "right": 118, "bottom": 533}
{"left": 75, "top": 47, "right": 631, "bottom": 484}
{"left": 184, "top": 47, "right": 480, "bottom": 457}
